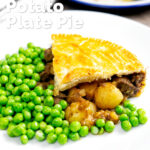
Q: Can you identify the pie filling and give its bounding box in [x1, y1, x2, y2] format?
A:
[37, 48, 145, 127]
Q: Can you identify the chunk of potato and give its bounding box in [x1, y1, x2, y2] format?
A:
[67, 88, 86, 104]
[65, 100, 97, 127]
[95, 82, 123, 109]
[79, 82, 98, 100]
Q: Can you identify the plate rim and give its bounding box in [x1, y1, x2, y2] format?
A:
[64, 10, 150, 30]
[69, 0, 150, 8]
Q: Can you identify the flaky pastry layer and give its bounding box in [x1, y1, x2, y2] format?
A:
[51, 34, 145, 95]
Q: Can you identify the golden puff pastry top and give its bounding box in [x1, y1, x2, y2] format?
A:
[51, 34, 145, 95]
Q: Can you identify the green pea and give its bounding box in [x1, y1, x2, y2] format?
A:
[40, 51, 45, 60]
[96, 119, 105, 128]
[16, 73, 25, 79]
[34, 86, 43, 96]
[23, 110, 31, 121]
[13, 113, 24, 124]
[60, 111, 65, 119]
[3, 106, 14, 116]
[21, 92, 30, 102]
[123, 100, 130, 107]
[44, 89, 53, 96]
[45, 115, 53, 124]
[16, 56, 25, 64]
[15, 68, 24, 75]
[32, 73, 40, 82]
[69, 121, 81, 132]
[58, 134, 68, 145]
[19, 84, 30, 93]
[48, 84, 54, 90]
[98, 127, 105, 135]
[1, 65, 11, 75]
[35, 130, 45, 141]
[26, 129, 35, 139]
[129, 116, 139, 127]
[44, 96, 54, 107]
[20, 135, 28, 144]
[62, 120, 69, 128]
[15, 78, 23, 86]
[42, 106, 51, 115]
[9, 76, 16, 84]
[91, 126, 99, 135]
[35, 105, 43, 112]
[45, 125, 54, 135]
[127, 103, 137, 111]
[27, 42, 34, 48]
[139, 115, 148, 124]
[23, 78, 30, 84]
[24, 58, 32, 65]
[8, 57, 16, 65]
[33, 97, 41, 105]
[29, 91, 37, 101]
[0, 96, 8, 105]
[54, 104, 62, 112]
[7, 125, 16, 137]
[46, 133, 57, 144]
[24, 68, 34, 77]
[129, 111, 138, 117]
[12, 87, 21, 96]
[10, 64, 17, 72]
[51, 109, 60, 117]
[0, 89, 7, 96]
[6, 116, 13, 122]
[115, 105, 124, 114]
[121, 120, 132, 131]
[69, 132, 80, 141]
[31, 52, 38, 59]
[39, 121, 47, 131]
[59, 100, 68, 110]
[104, 121, 115, 133]
[120, 114, 129, 122]
[34, 47, 42, 54]
[27, 122, 32, 129]
[14, 96, 21, 102]
[55, 127, 63, 135]
[35, 113, 44, 122]
[137, 108, 146, 116]
[27, 79, 37, 89]
[7, 99, 15, 107]
[0, 117, 9, 130]
[35, 63, 45, 73]
[19, 47, 25, 54]
[63, 127, 70, 136]
[12, 124, 26, 136]
[29, 121, 39, 132]
[33, 58, 42, 65]
[52, 117, 63, 127]
[27, 101, 35, 110]
[123, 108, 131, 116]
[5, 54, 11, 60]
[13, 103, 23, 113]
[79, 126, 89, 137]
[0, 75, 8, 84]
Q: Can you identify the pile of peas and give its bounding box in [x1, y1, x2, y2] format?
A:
[0, 43, 89, 145]
[115, 100, 148, 131]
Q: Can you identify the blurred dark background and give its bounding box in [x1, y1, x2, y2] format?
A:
[58, 0, 150, 26]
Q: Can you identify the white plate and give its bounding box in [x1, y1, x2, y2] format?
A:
[0, 10, 150, 150]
